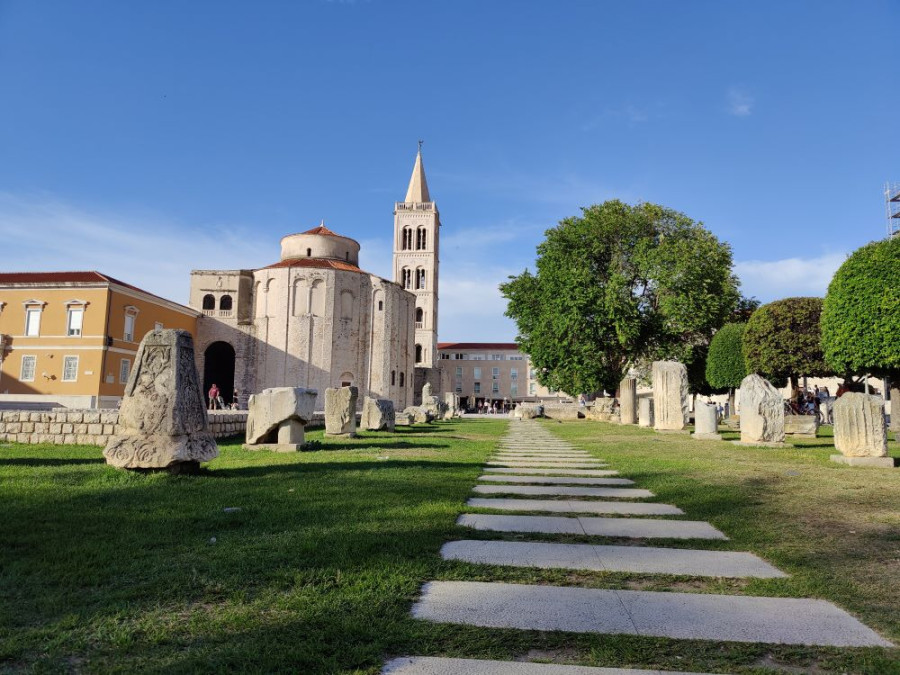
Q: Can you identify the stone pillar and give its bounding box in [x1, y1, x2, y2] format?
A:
[737, 374, 785, 446]
[638, 397, 654, 427]
[692, 396, 721, 441]
[104, 329, 218, 470]
[245, 387, 317, 452]
[831, 393, 895, 467]
[891, 386, 900, 438]
[651, 361, 689, 431]
[619, 377, 637, 425]
[325, 386, 358, 436]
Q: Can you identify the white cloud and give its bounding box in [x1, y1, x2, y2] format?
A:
[735, 253, 846, 301]
[727, 87, 754, 117]
[0, 192, 272, 305]
[438, 263, 520, 342]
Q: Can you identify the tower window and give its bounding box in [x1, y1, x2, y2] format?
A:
[307, 248, 312, 257]
[415, 307, 424, 328]
[378, 300, 383, 311]
[402, 227, 412, 250]
[219, 295, 233, 311]
[402, 268, 412, 289]
[391, 370, 396, 386]
[202, 294, 215, 310]
[416, 227, 427, 250]
[415, 344, 423, 363]
[400, 372, 405, 387]
[415, 269, 426, 290]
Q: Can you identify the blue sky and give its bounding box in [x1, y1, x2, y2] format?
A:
[1, 1, 897, 341]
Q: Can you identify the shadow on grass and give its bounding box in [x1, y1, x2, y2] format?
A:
[0, 457, 105, 467]
[217, 459, 474, 478]
[309, 440, 450, 452]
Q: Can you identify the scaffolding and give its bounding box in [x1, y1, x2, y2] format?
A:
[886, 182, 900, 239]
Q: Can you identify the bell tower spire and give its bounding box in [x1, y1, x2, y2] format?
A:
[393, 144, 440, 369]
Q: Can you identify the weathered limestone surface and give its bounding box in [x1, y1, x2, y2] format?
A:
[585, 398, 618, 422]
[693, 397, 721, 441]
[104, 329, 218, 470]
[394, 410, 415, 426]
[619, 377, 637, 425]
[245, 387, 317, 447]
[784, 414, 819, 438]
[543, 405, 583, 421]
[833, 393, 888, 458]
[404, 406, 434, 424]
[738, 374, 785, 445]
[638, 397, 654, 427]
[325, 386, 358, 436]
[652, 361, 688, 431]
[891, 387, 900, 435]
[443, 392, 461, 419]
[361, 396, 395, 431]
[513, 404, 543, 420]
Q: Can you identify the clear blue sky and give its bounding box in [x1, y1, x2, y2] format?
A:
[1, 1, 897, 341]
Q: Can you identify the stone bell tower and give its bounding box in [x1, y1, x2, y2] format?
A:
[393, 145, 439, 368]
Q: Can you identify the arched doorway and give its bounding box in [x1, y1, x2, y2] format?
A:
[203, 342, 235, 408]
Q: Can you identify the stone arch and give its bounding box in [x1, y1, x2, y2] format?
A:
[310, 279, 325, 316]
[254, 281, 264, 318]
[415, 344, 423, 363]
[219, 295, 232, 311]
[202, 294, 215, 310]
[402, 227, 412, 250]
[339, 371, 354, 387]
[415, 307, 424, 327]
[203, 341, 236, 407]
[292, 278, 308, 315]
[340, 290, 354, 319]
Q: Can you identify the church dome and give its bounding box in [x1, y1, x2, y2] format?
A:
[279, 223, 360, 266]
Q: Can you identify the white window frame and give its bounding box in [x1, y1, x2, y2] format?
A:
[62, 355, 79, 382]
[20, 355, 36, 381]
[492, 382, 500, 394]
[24, 307, 42, 336]
[66, 307, 84, 337]
[119, 358, 131, 384]
[123, 312, 136, 342]
[492, 367, 500, 379]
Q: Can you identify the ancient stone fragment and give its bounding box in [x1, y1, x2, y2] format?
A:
[585, 398, 618, 422]
[394, 410, 415, 426]
[638, 397, 654, 427]
[361, 397, 395, 431]
[542, 405, 583, 421]
[245, 387, 317, 450]
[738, 374, 785, 445]
[652, 361, 689, 431]
[784, 414, 819, 438]
[619, 377, 638, 425]
[403, 406, 434, 424]
[325, 386, 358, 436]
[833, 393, 888, 458]
[692, 397, 721, 441]
[443, 392, 461, 419]
[104, 329, 218, 470]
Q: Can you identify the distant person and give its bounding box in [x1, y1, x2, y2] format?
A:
[208, 383, 220, 410]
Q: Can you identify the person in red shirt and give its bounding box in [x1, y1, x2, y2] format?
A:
[208, 383, 220, 410]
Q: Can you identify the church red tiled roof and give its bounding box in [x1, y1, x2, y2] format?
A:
[300, 224, 342, 237]
[262, 258, 363, 273]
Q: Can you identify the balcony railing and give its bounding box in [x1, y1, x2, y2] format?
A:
[203, 309, 234, 318]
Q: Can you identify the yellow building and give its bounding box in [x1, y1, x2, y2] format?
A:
[0, 272, 199, 408]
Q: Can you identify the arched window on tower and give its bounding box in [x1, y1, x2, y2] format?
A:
[202, 294, 215, 311]
[306, 248, 312, 257]
[391, 370, 396, 386]
[415, 269, 426, 290]
[416, 227, 427, 250]
[402, 227, 412, 250]
[399, 372, 405, 387]
[415, 307, 424, 328]
[219, 295, 233, 311]
[415, 344, 423, 363]
[401, 268, 412, 289]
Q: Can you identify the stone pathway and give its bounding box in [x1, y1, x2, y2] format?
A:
[387, 419, 892, 673]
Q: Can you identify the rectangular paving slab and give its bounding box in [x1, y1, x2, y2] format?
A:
[487, 462, 609, 469]
[472, 485, 654, 498]
[442, 540, 784, 578]
[467, 498, 684, 516]
[484, 468, 616, 477]
[459, 513, 726, 539]
[412, 581, 892, 647]
[382, 656, 722, 675]
[479, 475, 632, 486]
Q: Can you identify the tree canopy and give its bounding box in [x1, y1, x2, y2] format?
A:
[742, 297, 830, 386]
[500, 200, 740, 394]
[705, 322, 748, 390]
[821, 237, 900, 379]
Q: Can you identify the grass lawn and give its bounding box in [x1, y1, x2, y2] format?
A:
[1, 417, 899, 674]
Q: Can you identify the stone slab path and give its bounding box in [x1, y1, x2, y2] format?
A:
[484, 467, 617, 476]
[466, 497, 685, 516]
[458, 513, 727, 539]
[412, 581, 891, 647]
[383, 656, 719, 675]
[472, 485, 654, 498]
[479, 475, 635, 486]
[442, 540, 786, 578]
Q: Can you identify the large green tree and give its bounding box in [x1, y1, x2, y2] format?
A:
[500, 200, 740, 394]
[742, 297, 831, 387]
[821, 237, 900, 379]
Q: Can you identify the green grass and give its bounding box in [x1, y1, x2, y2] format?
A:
[1, 418, 899, 674]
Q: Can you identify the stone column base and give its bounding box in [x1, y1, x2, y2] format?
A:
[830, 454, 898, 468]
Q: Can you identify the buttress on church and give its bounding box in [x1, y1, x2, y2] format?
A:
[189, 149, 442, 410]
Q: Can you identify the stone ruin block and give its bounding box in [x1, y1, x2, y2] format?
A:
[619, 377, 638, 425]
[361, 397, 395, 431]
[638, 397, 654, 427]
[245, 387, 317, 451]
[325, 386, 358, 436]
[652, 361, 689, 431]
[784, 414, 819, 438]
[443, 392, 461, 419]
[512, 403, 543, 420]
[737, 374, 785, 446]
[585, 398, 618, 422]
[403, 406, 434, 424]
[830, 393, 895, 467]
[394, 410, 415, 426]
[104, 329, 218, 471]
[692, 396, 721, 441]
